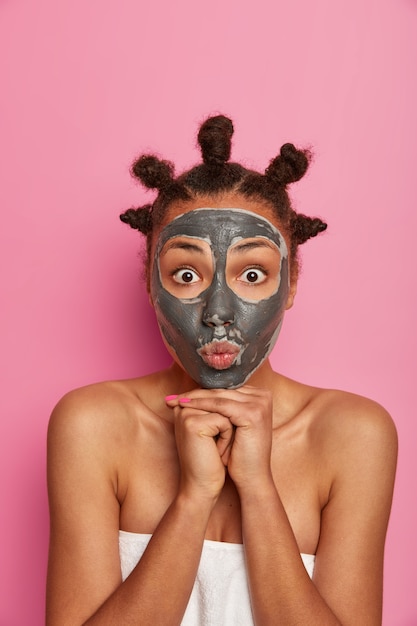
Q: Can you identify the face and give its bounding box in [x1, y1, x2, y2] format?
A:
[150, 206, 291, 389]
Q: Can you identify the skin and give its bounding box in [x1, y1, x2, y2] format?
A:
[46, 192, 398, 625]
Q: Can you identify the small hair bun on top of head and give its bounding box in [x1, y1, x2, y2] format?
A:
[197, 115, 234, 168]
[119, 204, 153, 234]
[265, 143, 310, 187]
[131, 155, 175, 191]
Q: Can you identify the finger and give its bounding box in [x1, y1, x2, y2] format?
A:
[217, 425, 235, 466]
[165, 394, 198, 406]
[215, 422, 235, 456]
[172, 405, 210, 424]
[175, 408, 234, 441]
[176, 386, 269, 404]
[165, 394, 179, 406]
[182, 396, 273, 431]
[178, 395, 254, 419]
[231, 385, 268, 398]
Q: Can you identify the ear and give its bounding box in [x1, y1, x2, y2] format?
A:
[285, 280, 297, 310]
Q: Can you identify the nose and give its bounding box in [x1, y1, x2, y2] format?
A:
[203, 284, 235, 327]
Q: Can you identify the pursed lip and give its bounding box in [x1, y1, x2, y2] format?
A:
[197, 340, 242, 370]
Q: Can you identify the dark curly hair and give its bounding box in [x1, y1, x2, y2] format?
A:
[120, 115, 327, 286]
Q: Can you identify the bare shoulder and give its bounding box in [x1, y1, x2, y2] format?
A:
[278, 375, 398, 491]
[48, 380, 140, 445]
[47, 375, 166, 470]
[50, 379, 140, 419]
[280, 374, 397, 451]
[46, 375, 166, 532]
[308, 386, 398, 459]
[296, 386, 398, 620]
[298, 384, 398, 522]
[46, 378, 158, 624]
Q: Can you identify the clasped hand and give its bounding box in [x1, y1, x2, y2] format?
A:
[165, 386, 273, 500]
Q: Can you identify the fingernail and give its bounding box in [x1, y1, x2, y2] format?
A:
[165, 394, 178, 401]
[179, 397, 191, 403]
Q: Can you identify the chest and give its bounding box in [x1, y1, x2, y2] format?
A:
[118, 420, 327, 554]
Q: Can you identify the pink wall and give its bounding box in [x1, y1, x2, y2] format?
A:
[1, 1, 416, 623]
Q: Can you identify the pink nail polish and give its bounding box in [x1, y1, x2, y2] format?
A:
[179, 397, 191, 403]
[165, 394, 178, 401]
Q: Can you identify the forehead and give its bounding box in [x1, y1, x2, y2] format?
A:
[155, 208, 287, 255]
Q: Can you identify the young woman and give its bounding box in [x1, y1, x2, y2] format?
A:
[46, 115, 397, 625]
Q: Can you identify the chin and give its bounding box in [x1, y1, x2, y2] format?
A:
[192, 366, 253, 390]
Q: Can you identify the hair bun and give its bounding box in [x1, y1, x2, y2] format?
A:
[265, 143, 310, 187]
[131, 155, 175, 190]
[197, 115, 234, 167]
[291, 213, 327, 245]
[119, 205, 153, 234]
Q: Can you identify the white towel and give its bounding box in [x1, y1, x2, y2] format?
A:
[119, 530, 315, 625]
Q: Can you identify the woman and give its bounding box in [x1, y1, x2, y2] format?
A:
[46, 115, 397, 625]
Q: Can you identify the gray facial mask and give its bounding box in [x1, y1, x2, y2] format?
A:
[151, 208, 290, 389]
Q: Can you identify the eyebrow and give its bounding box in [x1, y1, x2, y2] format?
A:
[230, 239, 279, 254]
[161, 240, 208, 256]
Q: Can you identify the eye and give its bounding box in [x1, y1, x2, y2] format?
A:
[172, 268, 201, 285]
[239, 267, 268, 284]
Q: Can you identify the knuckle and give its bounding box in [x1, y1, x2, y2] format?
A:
[182, 414, 198, 431]
[175, 408, 193, 426]
[213, 397, 226, 410]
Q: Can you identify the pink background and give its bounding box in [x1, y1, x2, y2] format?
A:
[1, 1, 416, 624]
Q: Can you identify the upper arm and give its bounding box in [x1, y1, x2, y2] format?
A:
[313, 399, 398, 625]
[46, 390, 123, 625]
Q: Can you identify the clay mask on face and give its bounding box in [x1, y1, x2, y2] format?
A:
[151, 208, 290, 389]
